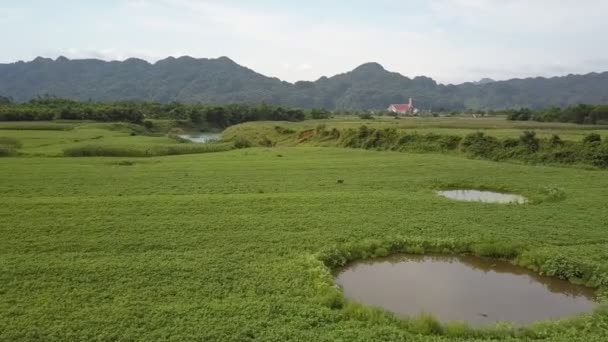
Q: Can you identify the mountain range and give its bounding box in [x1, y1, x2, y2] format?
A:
[1, 56, 608, 111]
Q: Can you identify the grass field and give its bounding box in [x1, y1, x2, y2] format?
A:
[2, 119, 608, 341]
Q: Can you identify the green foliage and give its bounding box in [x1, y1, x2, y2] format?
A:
[233, 136, 253, 149]
[310, 108, 330, 119]
[443, 321, 472, 337]
[461, 132, 501, 158]
[510, 104, 608, 125]
[519, 130, 540, 152]
[0, 136, 22, 156]
[0, 97, 306, 129]
[63, 143, 232, 157]
[583, 133, 602, 144]
[407, 313, 443, 335]
[0, 136, 22, 148]
[549, 134, 563, 146]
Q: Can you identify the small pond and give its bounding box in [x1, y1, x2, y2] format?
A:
[178, 132, 222, 143]
[335, 255, 596, 326]
[437, 190, 527, 204]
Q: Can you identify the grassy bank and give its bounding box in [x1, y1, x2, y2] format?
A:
[224, 118, 608, 168]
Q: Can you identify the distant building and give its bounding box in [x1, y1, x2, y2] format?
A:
[388, 98, 415, 115]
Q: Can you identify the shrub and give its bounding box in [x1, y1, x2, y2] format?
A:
[444, 321, 471, 338]
[310, 108, 330, 119]
[233, 137, 252, 149]
[358, 113, 374, 120]
[519, 130, 540, 152]
[407, 313, 443, 335]
[0, 137, 22, 156]
[259, 137, 274, 147]
[582, 133, 602, 144]
[143, 120, 154, 130]
[589, 142, 608, 168]
[438, 135, 462, 150]
[502, 138, 519, 148]
[0, 136, 22, 149]
[0, 145, 15, 156]
[549, 134, 563, 146]
[461, 132, 500, 158]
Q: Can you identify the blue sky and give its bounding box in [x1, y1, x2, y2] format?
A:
[1, 0, 608, 84]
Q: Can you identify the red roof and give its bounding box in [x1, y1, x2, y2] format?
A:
[389, 104, 411, 112]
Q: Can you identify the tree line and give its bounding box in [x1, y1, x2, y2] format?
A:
[0, 96, 320, 127]
[506, 104, 608, 124]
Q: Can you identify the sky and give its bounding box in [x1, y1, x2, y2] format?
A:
[1, 0, 608, 84]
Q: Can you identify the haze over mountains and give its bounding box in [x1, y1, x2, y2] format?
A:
[1, 56, 608, 111]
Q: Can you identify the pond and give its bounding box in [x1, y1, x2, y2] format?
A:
[335, 255, 596, 326]
[437, 190, 527, 204]
[178, 132, 222, 143]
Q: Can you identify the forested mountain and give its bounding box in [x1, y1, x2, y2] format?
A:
[1, 56, 608, 111]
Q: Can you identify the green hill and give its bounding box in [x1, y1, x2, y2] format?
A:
[2, 56, 608, 110]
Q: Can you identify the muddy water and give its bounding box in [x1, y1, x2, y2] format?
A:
[437, 190, 527, 204]
[178, 133, 221, 143]
[335, 255, 596, 326]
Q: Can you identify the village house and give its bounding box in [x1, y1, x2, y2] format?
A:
[387, 98, 417, 115]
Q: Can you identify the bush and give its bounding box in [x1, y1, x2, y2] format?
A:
[589, 142, 608, 168]
[519, 131, 539, 152]
[233, 137, 252, 149]
[358, 113, 374, 120]
[549, 134, 563, 146]
[582, 133, 602, 144]
[461, 132, 500, 158]
[0, 137, 22, 156]
[407, 313, 443, 335]
[0, 136, 22, 149]
[310, 108, 330, 119]
[0, 144, 15, 156]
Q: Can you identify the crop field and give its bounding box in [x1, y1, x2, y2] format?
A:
[2, 119, 608, 341]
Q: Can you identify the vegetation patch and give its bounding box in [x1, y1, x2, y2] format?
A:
[63, 142, 233, 157]
[0, 136, 22, 156]
[289, 126, 608, 169]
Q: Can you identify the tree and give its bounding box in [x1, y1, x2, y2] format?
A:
[0, 96, 12, 105]
[310, 108, 330, 119]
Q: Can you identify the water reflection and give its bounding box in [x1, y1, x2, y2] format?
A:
[335, 254, 596, 326]
[178, 132, 221, 143]
[437, 190, 527, 204]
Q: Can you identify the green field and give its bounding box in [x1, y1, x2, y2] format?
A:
[2, 118, 608, 341]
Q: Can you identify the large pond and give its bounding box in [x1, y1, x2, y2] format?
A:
[335, 255, 596, 326]
[178, 132, 222, 143]
[437, 190, 527, 204]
